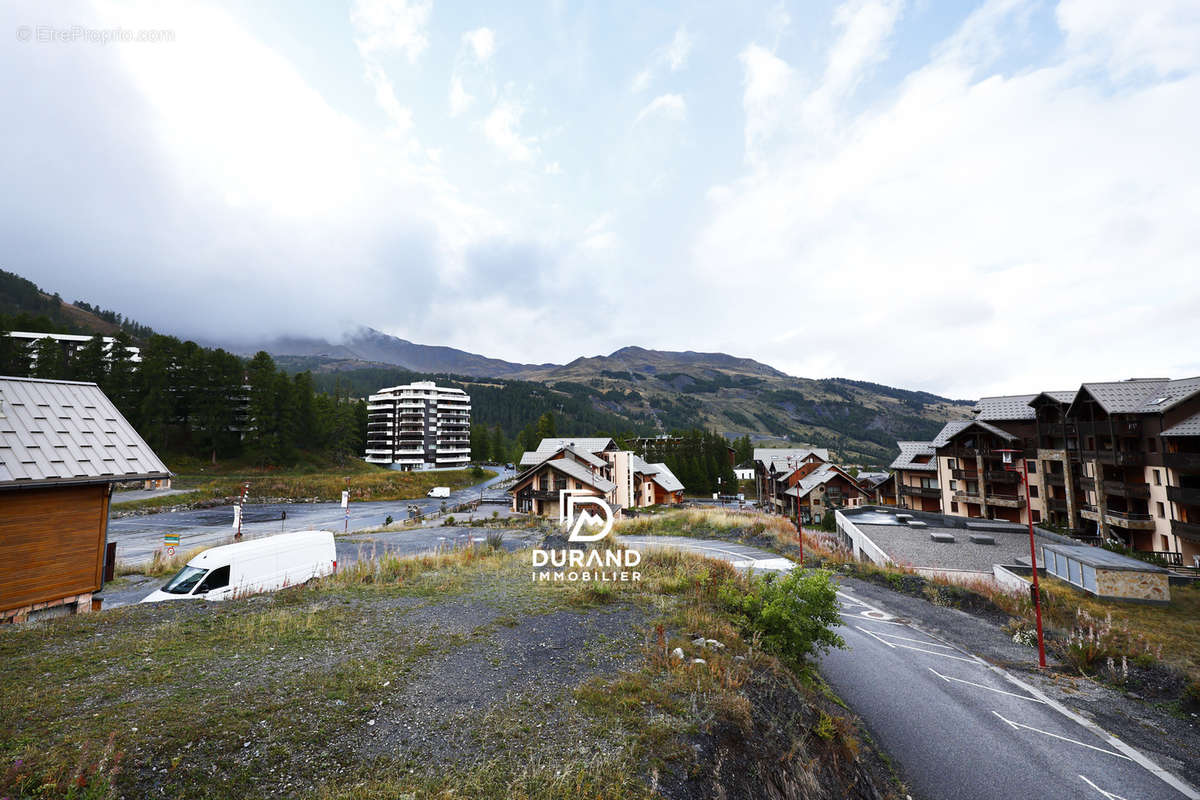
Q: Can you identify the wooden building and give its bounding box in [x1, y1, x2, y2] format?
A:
[1, 376, 170, 623]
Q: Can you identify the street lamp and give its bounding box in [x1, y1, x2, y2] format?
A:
[997, 449, 1047, 668]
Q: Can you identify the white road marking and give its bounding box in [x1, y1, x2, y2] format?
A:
[872, 631, 958, 650]
[927, 668, 1046, 703]
[853, 626, 976, 663]
[1080, 775, 1129, 800]
[992, 712, 1131, 760]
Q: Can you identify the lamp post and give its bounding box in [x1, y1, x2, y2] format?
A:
[795, 492, 804, 568]
[998, 449, 1047, 668]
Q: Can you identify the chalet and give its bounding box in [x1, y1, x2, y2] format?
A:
[782, 463, 869, 524]
[1, 376, 170, 623]
[752, 447, 830, 512]
[512, 439, 685, 514]
[511, 444, 617, 515]
[890, 441, 942, 513]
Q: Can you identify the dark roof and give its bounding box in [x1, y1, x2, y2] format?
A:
[1028, 390, 1077, 407]
[0, 376, 170, 488]
[889, 441, 936, 471]
[1070, 377, 1200, 415]
[512, 455, 616, 493]
[932, 420, 970, 447]
[950, 420, 1019, 443]
[1162, 412, 1200, 438]
[974, 394, 1038, 421]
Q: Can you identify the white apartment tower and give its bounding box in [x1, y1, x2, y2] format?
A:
[364, 382, 471, 470]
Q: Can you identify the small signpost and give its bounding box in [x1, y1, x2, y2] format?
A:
[342, 478, 350, 533]
[163, 532, 179, 557]
[234, 482, 250, 539]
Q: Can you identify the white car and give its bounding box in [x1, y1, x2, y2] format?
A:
[140, 530, 337, 603]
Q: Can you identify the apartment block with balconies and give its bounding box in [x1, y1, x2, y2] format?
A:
[364, 381, 471, 470]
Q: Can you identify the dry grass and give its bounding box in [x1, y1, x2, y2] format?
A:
[116, 544, 213, 578]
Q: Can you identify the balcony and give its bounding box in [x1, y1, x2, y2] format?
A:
[1045, 473, 1065, 486]
[1078, 448, 1143, 467]
[899, 485, 941, 498]
[1048, 498, 1068, 512]
[1102, 480, 1151, 500]
[984, 492, 1025, 509]
[1171, 519, 1200, 542]
[1167, 486, 1200, 506]
[984, 470, 1020, 483]
[1164, 452, 1200, 472]
[1103, 508, 1156, 530]
[951, 469, 979, 480]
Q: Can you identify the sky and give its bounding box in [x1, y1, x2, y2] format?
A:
[1, 0, 1197, 399]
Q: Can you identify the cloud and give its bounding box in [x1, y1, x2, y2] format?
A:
[463, 27, 496, 62]
[351, 0, 432, 62]
[634, 93, 687, 125]
[449, 75, 473, 116]
[697, 0, 1200, 396]
[483, 97, 537, 161]
[631, 25, 693, 92]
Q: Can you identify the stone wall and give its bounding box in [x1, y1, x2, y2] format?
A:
[1095, 568, 1170, 603]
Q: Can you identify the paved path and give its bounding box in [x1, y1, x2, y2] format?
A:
[623, 536, 1196, 800]
[821, 586, 1197, 800]
[616, 534, 796, 572]
[106, 468, 513, 565]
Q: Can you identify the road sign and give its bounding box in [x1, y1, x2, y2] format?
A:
[164, 533, 180, 546]
[341, 490, 349, 509]
[166, 546, 176, 557]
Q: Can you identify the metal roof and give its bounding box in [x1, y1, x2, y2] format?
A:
[1162, 412, 1200, 438]
[956, 420, 1019, 442]
[519, 437, 617, 466]
[1027, 390, 1077, 406]
[974, 394, 1038, 421]
[1041, 542, 1168, 573]
[783, 464, 859, 498]
[0, 376, 170, 488]
[647, 462, 684, 492]
[889, 441, 937, 471]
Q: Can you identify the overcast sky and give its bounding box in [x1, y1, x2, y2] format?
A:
[2, 0, 1197, 398]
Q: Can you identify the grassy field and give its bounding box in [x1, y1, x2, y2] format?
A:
[115, 458, 496, 513]
[1, 518, 896, 800]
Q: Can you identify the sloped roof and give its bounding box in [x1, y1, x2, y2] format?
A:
[1162, 412, 1200, 438]
[932, 420, 971, 448]
[1070, 377, 1200, 415]
[890, 441, 937, 472]
[753, 447, 830, 465]
[0, 376, 170, 488]
[1028, 390, 1077, 406]
[539, 457, 616, 492]
[519, 437, 617, 466]
[951, 420, 1019, 442]
[647, 462, 684, 492]
[974, 395, 1038, 421]
[784, 464, 860, 499]
[856, 471, 890, 489]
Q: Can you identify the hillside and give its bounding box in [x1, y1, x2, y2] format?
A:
[3, 267, 969, 465]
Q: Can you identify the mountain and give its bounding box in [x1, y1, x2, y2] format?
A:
[214, 326, 552, 378]
[2, 266, 971, 465]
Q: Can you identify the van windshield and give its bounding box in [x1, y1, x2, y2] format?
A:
[163, 565, 208, 595]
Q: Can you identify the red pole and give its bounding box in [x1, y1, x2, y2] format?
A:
[1023, 459, 1048, 668]
[795, 492, 804, 567]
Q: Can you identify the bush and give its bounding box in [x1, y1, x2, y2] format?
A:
[719, 568, 844, 663]
[471, 465, 485, 479]
[384, 515, 393, 525]
[486, 532, 504, 551]
[442, 516, 456, 526]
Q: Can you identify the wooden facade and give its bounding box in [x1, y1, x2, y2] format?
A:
[1, 484, 111, 620]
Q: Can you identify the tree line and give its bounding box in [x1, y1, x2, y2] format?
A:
[0, 328, 366, 466]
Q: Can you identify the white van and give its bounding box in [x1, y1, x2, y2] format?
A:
[140, 530, 337, 604]
[427, 486, 450, 498]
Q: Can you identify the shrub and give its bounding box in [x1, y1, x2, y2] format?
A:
[486, 532, 504, 551]
[719, 568, 844, 663]
[384, 515, 393, 526]
[443, 516, 456, 527]
[1056, 609, 1119, 675]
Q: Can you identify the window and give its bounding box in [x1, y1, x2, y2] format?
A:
[1029, 485, 1039, 498]
[1149, 438, 1158, 453]
[1031, 510, 1041, 523]
[1081, 565, 1097, 593]
[195, 565, 230, 595]
[1068, 558, 1081, 585]
[163, 565, 207, 595]
[1156, 502, 1165, 518]
[947, 458, 957, 470]
[1026, 460, 1036, 474]
[1153, 469, 1161, 486]
[949, 480, 957, 491]
[950, 501, 959, 513]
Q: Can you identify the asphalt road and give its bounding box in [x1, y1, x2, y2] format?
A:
[106, 467, 514, 565]
[820, 586, 1197, 800]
